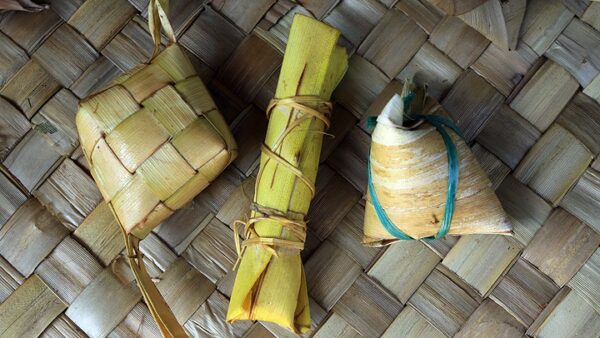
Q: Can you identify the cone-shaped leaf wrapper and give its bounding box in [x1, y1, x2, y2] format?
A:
[364, 80, 512, 246]
[226, 15, 347, 333]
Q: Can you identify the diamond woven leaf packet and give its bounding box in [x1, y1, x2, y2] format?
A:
[364, 79, 512, 246]
[75, 0, 237, 336]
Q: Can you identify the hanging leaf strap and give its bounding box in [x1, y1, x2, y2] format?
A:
[123, 234, 187, 338]
[116, 2, 187, 337]
[368, 114, 464, 241]
[148, 0, 176, 58]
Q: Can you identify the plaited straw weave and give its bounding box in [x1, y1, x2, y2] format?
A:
[0, 0, 48, 12]
[2, 0, 600, 337]
[429, 0, 487, 15]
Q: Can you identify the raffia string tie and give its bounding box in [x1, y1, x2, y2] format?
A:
[266, 96, 332, 128]
[233, 203, 307, 270]
[233, 96, 332, 269]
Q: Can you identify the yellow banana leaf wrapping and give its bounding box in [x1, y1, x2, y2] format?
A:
[226, 15, 347, 333]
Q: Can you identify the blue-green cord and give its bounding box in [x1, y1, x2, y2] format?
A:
[368, 114, 463, 240]
[403, 91, 416, 111]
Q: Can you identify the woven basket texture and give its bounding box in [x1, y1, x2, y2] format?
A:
[0, 0, 600, 337]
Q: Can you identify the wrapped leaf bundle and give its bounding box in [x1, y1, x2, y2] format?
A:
[364, 80, 512, 246]
[75, 1, 236, 336]
[227, 15, 347, 333]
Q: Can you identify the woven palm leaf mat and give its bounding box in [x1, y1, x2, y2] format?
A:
[1, 0, 600, 337]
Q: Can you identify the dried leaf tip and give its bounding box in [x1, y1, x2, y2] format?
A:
[377, 78, 418, 127]
[378, 94, 405, 127]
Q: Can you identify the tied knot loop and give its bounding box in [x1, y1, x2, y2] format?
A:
[262, 96, 333, 199]
[233, 95, 330, 269]
[266, 96, 332, 129]
[233, 204, 307, 270]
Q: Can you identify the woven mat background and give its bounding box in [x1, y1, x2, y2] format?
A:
[1, 0, 600, 337]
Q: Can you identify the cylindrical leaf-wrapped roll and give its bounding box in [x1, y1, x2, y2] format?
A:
[226, 15, 347, 334]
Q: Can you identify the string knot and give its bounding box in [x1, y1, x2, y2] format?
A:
[266, 96, 332, 128]
[233, 96, 330, 269]
[233, 204, 307, 270]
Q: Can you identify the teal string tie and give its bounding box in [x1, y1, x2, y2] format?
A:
[368, 114, 464, 241]
[366, 116, 378, 129]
